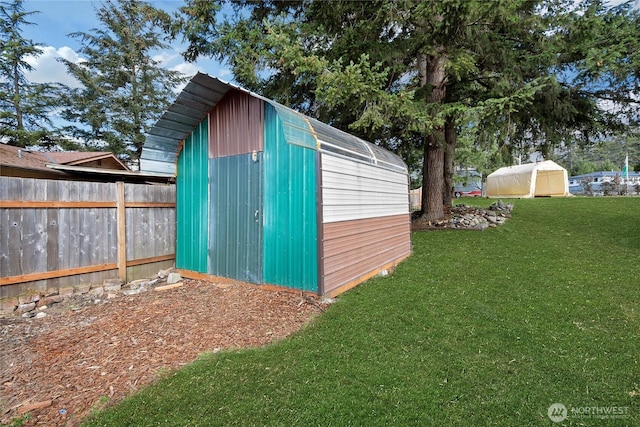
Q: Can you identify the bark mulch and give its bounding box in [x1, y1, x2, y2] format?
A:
[0, 280, 327, 426]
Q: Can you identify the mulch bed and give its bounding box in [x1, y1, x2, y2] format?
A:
[0, 280, 327, 426]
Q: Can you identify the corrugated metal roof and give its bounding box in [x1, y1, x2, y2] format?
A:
[141, 72, 407, 175]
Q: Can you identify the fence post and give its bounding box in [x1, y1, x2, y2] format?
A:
[116, 181, 127, 281]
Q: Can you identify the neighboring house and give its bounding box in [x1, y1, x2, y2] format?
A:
[141, 72, 412, 297]
[0, 144, 172, 183]
[569, 171, 640, 194]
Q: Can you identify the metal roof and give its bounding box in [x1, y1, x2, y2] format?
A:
[140, 72, 407, 175]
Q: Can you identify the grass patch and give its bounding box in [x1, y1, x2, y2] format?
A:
[83, 197, 639, 426]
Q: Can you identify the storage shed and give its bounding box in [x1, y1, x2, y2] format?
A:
[486, 160, 570, 198]
[141, 73, 411, 297]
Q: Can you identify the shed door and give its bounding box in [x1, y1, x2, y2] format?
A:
[209, 153, 263, 283]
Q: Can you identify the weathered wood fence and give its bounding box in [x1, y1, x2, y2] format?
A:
[0, 177, 175, 298]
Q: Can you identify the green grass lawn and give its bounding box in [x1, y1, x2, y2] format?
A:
[83, 197, 639, 426]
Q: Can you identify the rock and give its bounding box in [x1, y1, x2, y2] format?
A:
[167, 272, 182, 285]
[17, 302, 36, 313]
[75, 283, 91, 294]
[124, 279, 150, 290]
[88, 287, 104, 297]
[18, 294, 40, 305]
[0, 297, 18, 314]
[45, 288, 59, 297]
[488, 199, 514, 212]
[157, 267, 173, 279]
[59, 286, 74, 297]
[103, 278, 124, 292]
[35, 312, 47, 319]
[127, 278, 159, 290]
[37, 295, 64, 307]
[122, 289, 142, 296]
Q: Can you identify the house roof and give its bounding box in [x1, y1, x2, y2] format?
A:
[141, 72, 407, 175]
[0, 144, 129, 171]
[46, 151, 129, 169]
[0, 143, 174, 182]
[570, 170, 640, 179]
[0, 144, 58, 173]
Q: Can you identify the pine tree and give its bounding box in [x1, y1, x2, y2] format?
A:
[0, 0, 64, 147]
[59, 0, 186, 167]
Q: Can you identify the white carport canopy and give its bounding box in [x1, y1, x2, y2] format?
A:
[486, 160, 570, 198]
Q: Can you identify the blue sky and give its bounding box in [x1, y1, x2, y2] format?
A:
[21, 0, 638, 91]
[22, 0, 231, 88]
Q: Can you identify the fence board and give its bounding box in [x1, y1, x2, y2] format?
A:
[0, 177, 176, 297]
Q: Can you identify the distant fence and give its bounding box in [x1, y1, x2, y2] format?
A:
[0, 177, 175, 298]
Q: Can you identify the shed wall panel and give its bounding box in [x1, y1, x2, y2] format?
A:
[263, 104, 318, 292]
[209, 91, 264, 158]
[321, 154, 409, 223]
[209, 154, 263, 283]
[322, 214, 411, 295]
[176, 118, 209, 273]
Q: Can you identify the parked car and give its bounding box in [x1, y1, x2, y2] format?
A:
[454, 169, 483, 198]
[454, 188, 482, 197]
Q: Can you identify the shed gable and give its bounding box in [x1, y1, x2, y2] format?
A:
[209, 91, 264, 158]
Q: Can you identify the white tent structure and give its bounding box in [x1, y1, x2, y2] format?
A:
[486, 160, 570, 198]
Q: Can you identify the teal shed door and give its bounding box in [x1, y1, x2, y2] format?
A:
[209, 153, 264, 283]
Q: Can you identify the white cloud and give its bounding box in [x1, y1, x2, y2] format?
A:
[24, 45, 84, 88]
[217, 68, 233, 79]
[152, 51, 181, 67]
[171, 61, 202, 77]
[607, 0, 640, 7]
[22, 44, 234, 96]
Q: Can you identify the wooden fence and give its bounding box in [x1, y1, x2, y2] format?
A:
[0, 177, 175, 298]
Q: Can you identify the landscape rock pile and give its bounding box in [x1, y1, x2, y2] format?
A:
[450, 200, 514, 230]
[0, 268, 182, 318]
[413, 199, 514, 230]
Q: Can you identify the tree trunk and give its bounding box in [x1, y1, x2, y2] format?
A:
[419, 51, 447, 222]
[421, 137, 445, 222]
[443, 118, 456, 207]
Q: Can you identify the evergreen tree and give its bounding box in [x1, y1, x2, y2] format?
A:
[0, 0, 64, 147]
[59, 0, 186, 167]
[175, 0, 550, 220]
[174, 0, 639, 220]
